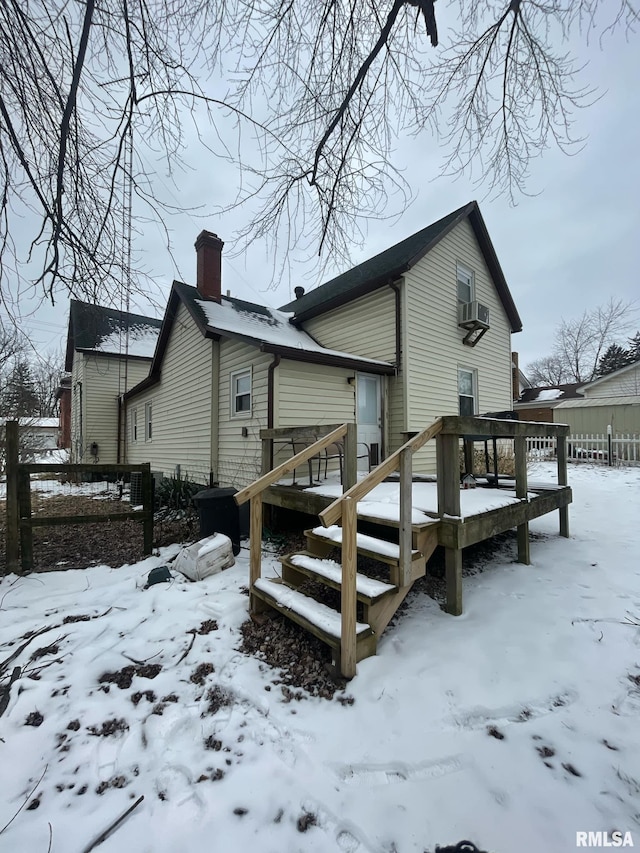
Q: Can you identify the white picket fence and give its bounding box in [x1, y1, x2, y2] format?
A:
[519, 434, 640, 466]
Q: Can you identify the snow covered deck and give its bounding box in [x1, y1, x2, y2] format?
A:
[264, 475, 572, 550]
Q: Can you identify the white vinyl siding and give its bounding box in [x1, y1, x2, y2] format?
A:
[303, 287, 397, 362]
[404, 218, 513, 473]
[217, 340, 271, 488]
[125, 301, 214, 483]
[303, 284, 401, 456]
[73, 353, 150, 465]
[275, 361, 355, 428]
[581, 363, 640, 398]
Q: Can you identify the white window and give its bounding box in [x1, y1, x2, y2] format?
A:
[145, 402, 152, 440]
[457, 263, 474, 304]
[132, 409, 138, 442]
[458, 368, 477, 416]
[231, 369, 252, 417]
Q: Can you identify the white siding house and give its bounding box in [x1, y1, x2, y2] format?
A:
[64, 301, 162, 464]
[75, 201, 523, 487]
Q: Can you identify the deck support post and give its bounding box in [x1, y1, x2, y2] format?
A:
[399, 448, 413, 587]
[445, 548, 462, 616]
[340, 496, 357, 679]
[344, 422, 357, 492]
[557, 435, 569, 537]
[514, 436, 530, 564]
[249, 494, 264, 613]
[437, 433, 463, 615]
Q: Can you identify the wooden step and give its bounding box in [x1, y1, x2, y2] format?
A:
[281, 552, 396, 605]
[252, 578, 377, 664]
[305, 526, 423, 567]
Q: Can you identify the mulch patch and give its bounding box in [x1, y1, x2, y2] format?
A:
[0, 493, 195, 574]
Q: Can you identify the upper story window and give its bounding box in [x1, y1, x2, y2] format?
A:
[457, 263, 474, 305]
[458, 368, 477, 416]
[231, 369, 252, 417]
[132, 409, 138, 442]
[145, 402, 152, 440]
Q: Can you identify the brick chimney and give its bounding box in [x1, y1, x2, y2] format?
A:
[195, 231, 224, 301]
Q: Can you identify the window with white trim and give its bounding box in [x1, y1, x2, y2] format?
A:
[457, 263, 474, 304]
[145, 402, 152, 440]
[458, 368, 477, 416]
[132, 409, 138, 442]
[231, 369, 252, 417]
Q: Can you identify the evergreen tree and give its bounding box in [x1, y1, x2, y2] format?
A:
[627, 332, 640, 363]
[0, 359, 40, 418]
[595, 344, 633, 378]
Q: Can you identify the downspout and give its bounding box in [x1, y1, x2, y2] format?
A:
[389, 280, 402, 371]
[117, 395, 123, 464]
[267, 354, 281, 470]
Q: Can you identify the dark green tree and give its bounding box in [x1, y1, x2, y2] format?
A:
[0, 359, 40, 418]
[627, 332, 640, 363]
[595, 343, 633, 377]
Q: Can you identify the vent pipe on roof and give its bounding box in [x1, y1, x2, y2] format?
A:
[294, 286, 305, 300]
[195, 231, 224, 302]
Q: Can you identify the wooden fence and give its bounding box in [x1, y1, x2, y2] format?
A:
[3, 421, 153, 573]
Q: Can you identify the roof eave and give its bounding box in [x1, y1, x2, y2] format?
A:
[260, 342, 394, 374]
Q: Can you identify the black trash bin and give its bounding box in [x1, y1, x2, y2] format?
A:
[192, 488, 242, 556]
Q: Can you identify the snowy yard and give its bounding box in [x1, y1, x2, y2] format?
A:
[0, 463, 639, 853]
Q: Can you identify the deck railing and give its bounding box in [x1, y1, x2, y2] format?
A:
[234, 423, 354, 608]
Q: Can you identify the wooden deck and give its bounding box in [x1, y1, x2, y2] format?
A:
[263, 479, 572, 551]
[237, 417, 572, 678]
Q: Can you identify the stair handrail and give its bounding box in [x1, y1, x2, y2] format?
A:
[319, 417, 442, 679]
[234, 423, 350, 615]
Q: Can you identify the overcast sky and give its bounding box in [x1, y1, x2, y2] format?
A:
[7, 10, 640, 378]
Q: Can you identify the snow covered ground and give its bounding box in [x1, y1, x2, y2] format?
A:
[1, 463, 639, 853]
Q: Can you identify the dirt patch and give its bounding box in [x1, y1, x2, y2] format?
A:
[24, 711, 44, 727]
[204, 685, 234, 715]
[87, 718, 129, 737]
[99, 664, 162, 690]
[196, 620, 219, 635]
[239, 616, 350, 701]
[190, 663, 215, 685]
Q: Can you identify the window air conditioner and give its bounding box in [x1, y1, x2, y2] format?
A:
[458, 300, 490, 329]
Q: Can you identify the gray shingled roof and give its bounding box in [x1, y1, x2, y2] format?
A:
[279, 201, 522, 332]
[65, 300, 163, 371]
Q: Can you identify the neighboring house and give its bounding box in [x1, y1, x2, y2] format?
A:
[553, 361, 640, 434]
[65, 301, 163, 464]
[120, 200, 522, 486]
[514, 383, 584, 423]
[0, 417, 62, 469]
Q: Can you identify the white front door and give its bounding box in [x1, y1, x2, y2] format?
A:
[356, 373, 382, 471]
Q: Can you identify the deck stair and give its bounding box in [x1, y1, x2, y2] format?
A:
[250, 513, 441, 672]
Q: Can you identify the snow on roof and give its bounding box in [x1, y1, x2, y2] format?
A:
[196, 297, 391, 366]
[0, 417, 59, 428]
[93, 323, 160, 359]
[554, 394, 640, 409]
[534, 389, 564, 402]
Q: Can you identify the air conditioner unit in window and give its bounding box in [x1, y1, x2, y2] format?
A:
[458, 300, 490, 329]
